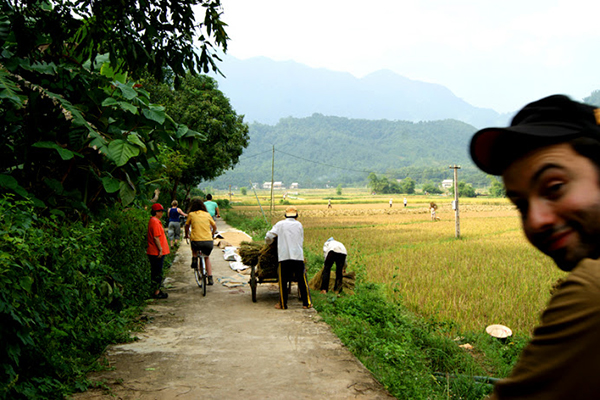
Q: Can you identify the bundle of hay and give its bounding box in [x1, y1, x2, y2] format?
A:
[257, 239, 278, 279]
[238, 241, 262, 267]
[237, 239, 279, 279]
[309, 269, 356, 294]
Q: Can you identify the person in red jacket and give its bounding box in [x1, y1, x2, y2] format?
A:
[147, 203, 170, 299]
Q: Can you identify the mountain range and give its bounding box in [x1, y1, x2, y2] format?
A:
[211, 56, 511, 129]
[205, 56, 511, 189]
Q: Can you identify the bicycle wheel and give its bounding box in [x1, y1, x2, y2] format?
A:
[194, 264, 203, 289]
[250, 265, 257, 303]
[201, 257, 207, 297]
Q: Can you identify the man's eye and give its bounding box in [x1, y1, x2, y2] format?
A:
[544, 182, 564, 198]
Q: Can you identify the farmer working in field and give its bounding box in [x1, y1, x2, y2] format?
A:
[320, 237, 347, 294]
[265, 206, 312, 310]
[470, 94, 600, 399]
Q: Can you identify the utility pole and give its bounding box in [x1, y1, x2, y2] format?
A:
[270, 145, 275, 215]
[250, 180, 268, 225]
[450, 165, 461, 238]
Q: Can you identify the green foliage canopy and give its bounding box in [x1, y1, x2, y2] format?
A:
[488, 176, 506, 197]
[0, 0, 229, 212]
[143, 73, 249, 200]
[450, 181, 477, 198]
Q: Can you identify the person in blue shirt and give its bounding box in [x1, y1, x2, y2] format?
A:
[167, 200, 187, 247]
[204, 194, 220, 220]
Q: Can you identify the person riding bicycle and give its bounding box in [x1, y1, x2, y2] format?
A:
[184, 197, 217, 285]
[204, 193, 220, 220]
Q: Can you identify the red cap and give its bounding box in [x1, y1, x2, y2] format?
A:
[151, 203, 164, 211]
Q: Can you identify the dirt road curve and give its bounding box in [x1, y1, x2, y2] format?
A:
[72, 218, 394, 400]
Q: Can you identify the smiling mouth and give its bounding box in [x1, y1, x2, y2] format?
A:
[543, 229, 574, 253]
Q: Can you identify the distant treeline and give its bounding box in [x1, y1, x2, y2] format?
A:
[209, 114, 489, 189]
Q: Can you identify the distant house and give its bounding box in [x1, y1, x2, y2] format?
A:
[290, 182, 299, 189]
[441, 179, 454, 189]
[263, 181, 285, 189]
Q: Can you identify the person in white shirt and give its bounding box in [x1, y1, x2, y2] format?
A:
[265, 206, 312, 310]
[321, 237, 347, 294]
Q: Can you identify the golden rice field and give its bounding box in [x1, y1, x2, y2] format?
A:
[233, 194, 567, 336]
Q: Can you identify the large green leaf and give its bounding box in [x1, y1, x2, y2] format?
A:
[118, 101, 138, 114]
[107, 139, 140, 167]
[100, 60, 128, 83]
[21, 61, 57, 75]
[127, 133, 147, 152]
[32, 141, 83, 160]
[101, 97, 118, 107]
[119, 181, 136, 206]
[101, 176, 121, 193]
[117, 83, 137, 100]
[0, 68, 26, 107]
[175, 124, 189, 138]
[142, 105, 165, 124]
[0, 174, 29, 198]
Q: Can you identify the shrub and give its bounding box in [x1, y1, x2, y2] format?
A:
[0, 197, 170, 399]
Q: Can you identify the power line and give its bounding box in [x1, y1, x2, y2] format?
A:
[239, 146, 406, 178]
[238, 149, 273, 160]
[274, 149, 373, 174]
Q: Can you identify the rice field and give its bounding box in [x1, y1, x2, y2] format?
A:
[232, 193, 566, 336]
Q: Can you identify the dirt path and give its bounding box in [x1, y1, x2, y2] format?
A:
[72, 219, 394, 400]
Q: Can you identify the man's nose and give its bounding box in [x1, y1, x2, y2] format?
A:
[525, 199, 557, 231]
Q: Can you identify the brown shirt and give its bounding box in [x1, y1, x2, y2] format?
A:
[490, 258, 600, 399]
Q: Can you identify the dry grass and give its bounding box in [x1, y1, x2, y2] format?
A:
[235, 200, 566, 335]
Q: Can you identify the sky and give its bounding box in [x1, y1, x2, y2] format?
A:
[217, 0, 600, 114]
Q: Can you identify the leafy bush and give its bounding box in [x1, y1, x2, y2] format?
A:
[0, 197, 171, 399]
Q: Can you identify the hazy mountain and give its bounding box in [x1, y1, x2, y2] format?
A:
[211, 56, 510, 129]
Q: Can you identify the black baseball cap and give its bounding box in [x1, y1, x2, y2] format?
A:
[470, 95, 600, 175]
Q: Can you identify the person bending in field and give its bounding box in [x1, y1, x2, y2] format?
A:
[320, 237, 347, 294]
[266, 206, 312, 310]
[470, 94, 600, 399]
[185, 197, 217, 285]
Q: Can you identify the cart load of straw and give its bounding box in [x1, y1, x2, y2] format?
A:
[238, 239, 279, 279]
[309, 268, 356, 294]
[238, 241, 262, 267]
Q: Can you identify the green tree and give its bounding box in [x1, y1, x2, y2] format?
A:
[400, 177, 416, 194]
[451, 181, 477, 198]
[422, 181, 443, 194]
[583, 90, 600, 107]
[0, 0, 229, 211]
[240, 187, 247, 196]
[145, 73, 249, 200]
[368, 173, 384, 193]
[488, 176, 506, 197]
[336, 184, 343, 195]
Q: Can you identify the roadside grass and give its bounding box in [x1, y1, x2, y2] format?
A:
[224, 199, 563, 399]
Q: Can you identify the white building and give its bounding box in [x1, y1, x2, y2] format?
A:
[441, 179, 454, 189]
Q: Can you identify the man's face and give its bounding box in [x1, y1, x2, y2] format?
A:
[503, 142, 600, 271]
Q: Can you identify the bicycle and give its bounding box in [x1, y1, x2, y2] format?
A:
[192, 250, 208, 296]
